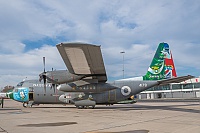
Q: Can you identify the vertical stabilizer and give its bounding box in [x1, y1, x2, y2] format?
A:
[165, 51, 177, 78]
[143, 43, 177, 80]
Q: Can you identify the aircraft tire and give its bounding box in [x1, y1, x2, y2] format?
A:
[27, 104, 33, 108]
[76, 106, 83, 109]
[76, 105, 95, 109]
[23, 102, 28, 108]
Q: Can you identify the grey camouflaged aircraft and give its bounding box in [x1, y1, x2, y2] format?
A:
[1, 42, 194, 109]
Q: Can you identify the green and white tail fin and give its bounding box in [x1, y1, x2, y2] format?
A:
[143, 42, 177, 80]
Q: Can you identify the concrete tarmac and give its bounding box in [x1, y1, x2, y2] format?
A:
[0, 99, 200, 133]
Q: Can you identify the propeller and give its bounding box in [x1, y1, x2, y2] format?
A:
[39, 57, 47, 93]
[39, 57, 57, 93]
[50, 67, 56, 93]
[43, 57, 46, 73]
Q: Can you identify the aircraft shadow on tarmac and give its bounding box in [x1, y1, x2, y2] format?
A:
[85, 130, 150, 133]
[18, 121, 149, 133]
[33, 106, 75, 109]
[32, 103, 200, 114]
[94, 104, 200, 114]
[18, 122, 77, 127]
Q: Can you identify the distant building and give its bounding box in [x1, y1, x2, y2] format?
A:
[138, 77, 200, 99]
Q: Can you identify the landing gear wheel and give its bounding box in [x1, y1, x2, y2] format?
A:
[75, 105, 95, 109]
[76, 106, 83, 109]
[28, 104, 33, 108]
[23, 102, 28, 108]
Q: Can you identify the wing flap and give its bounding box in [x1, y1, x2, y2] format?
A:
[65, 47, 91, 74]
[56, 42, 107, 82]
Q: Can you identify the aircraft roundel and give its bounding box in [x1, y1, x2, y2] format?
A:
[121, 86, 131, 96]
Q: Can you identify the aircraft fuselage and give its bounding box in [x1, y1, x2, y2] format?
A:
[7, 79, 158, 107]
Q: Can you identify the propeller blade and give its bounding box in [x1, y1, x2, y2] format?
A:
[43, 75, 46, 93]
[43, 57, 46, 73]
[51, 67, 56, 93]
[39, 73, 43, 82]
[51, 84, 56, 93]
[40, 57, 46, 93]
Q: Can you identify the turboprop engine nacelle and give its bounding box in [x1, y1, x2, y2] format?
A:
[59, 93, 79, 104]
[74, 99, 96, 107]
[57, 83, 117, 93]
[39, 70, 84, 84]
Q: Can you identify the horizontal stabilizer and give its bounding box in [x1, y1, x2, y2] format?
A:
[157, 75, 194, 85]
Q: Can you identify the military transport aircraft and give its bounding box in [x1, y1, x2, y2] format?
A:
[1, 42, 193, 109]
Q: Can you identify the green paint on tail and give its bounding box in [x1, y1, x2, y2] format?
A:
[143, 43, 170, 80]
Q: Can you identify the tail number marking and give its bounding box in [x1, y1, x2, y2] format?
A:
[139, 83, 147, 87]
[121, 86, 131, 96]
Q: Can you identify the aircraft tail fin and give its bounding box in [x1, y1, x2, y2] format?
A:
[165, 51, 177, 78]
[143, 42, 177, 80]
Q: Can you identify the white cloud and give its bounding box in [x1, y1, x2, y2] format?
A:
[0, 45, 65, 87]
[0, 40, 25, 54]
[102, 44, 154, 79]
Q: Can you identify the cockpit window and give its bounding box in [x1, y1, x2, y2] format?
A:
[17, 82, 24, 87]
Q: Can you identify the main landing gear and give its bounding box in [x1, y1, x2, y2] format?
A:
[23, 101, 34, 108]
[75, 105, 95, 109]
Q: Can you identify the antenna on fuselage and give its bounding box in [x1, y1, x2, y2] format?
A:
[22, 77, 27, 81]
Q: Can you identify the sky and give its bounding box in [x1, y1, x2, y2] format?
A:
[0, 0, 200, 88]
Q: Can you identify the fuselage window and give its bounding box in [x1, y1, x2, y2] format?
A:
[17, 82, 24, 87]
[29, 87, 34, 92]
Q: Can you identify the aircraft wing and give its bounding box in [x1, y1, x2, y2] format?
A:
[56, 42, 107, 82]
[157, 75, 194, 85]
